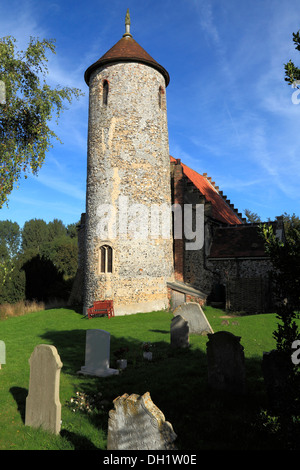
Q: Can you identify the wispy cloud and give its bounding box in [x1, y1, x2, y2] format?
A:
[30, 170, 85, 201]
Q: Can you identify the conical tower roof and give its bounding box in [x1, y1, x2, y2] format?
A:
[84, 10, 170, 86]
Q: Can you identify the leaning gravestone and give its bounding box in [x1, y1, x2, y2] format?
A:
[173, 302, 213, 335]
[170, 315, 189, 348]
[25, 344, 63, 434]
[0, 341, 6, 369]
[77, 329, 119, 377]
[206, 331, 246, 394]
[107, 392, 177, 450]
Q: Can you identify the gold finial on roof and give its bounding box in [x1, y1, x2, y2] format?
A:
[125, 8, 130, 25]
[123, 9, 132, 37]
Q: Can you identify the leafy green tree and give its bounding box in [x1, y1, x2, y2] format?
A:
[66, 222, 78, 239]
[261, 216, 300, 438]
[244, 209, 261, 223]
[22, 254, 65, 302]
[48, 218, 67, 241]
[262, 218, 300, 352]
[20, 218, 79, 302]
[0, 220, 25, 302]
[0, 217, 79, 304]
[41, 234, 78, 279]
[0, 219, 21, 258]
[0, 36, 83, 207]
[284, 30, 300, 86]
[22, 218, 50, 252]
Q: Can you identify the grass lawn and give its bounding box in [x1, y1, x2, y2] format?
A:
[0, 305, 296, 450]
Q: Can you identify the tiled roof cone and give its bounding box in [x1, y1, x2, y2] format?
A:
[84, 9, 170, 86]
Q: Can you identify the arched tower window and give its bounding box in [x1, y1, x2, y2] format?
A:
[103, 80, 109, 106]
[99, 245, 113, 273]
[159, 86, 166, 111]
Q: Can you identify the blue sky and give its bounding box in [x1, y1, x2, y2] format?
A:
[0, 0, 300, 228]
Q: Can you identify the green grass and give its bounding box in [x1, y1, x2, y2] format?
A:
[0, 306, 296, 450]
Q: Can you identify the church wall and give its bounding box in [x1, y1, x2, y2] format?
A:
[206, 257, 274, 312]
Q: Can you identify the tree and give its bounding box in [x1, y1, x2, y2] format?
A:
[244, 209, 261, 223]
[22, 218, 50, 252]
[0, 36, 83, 208]
[41, 234, 78, 279]
[0, 220, 25, 303]
[261, 216, 300, 438]
[22, 254, 65, 302]
[262, 221, 300, 349]
[0, 219, 21, 258]
[20, 218, 79, 302]
[261, 213, 300, 351]
[284, 30, 300, 87]
[66, 222, 78, 239]
[48, 218, 67, 241]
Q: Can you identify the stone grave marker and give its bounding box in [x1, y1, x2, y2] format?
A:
[170, 315, 189, 348]
[262, 349, 292, 412]
[107, 392, 177, 450]
[25, 344, 63, 434]
[0, 341, 6, 369]
[77, 329, 119, 377]
[206, 331, 246, 394]
[173, 302, 213, 335]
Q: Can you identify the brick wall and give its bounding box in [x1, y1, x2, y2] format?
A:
[171, 159, 184, 282]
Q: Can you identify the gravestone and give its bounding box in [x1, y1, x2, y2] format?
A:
[173, 302, 213, 335]
[0, 341, 6, 369]
[262, 349, 292, 412]
[170, 315, 189, 348]
[107, 392, 177, 450]
[25, 344, 63, 434]
[206, 331, 246, 394]
[77, 329, 119, 377]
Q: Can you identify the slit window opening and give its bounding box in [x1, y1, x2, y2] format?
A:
[103, 80, 109, 106]
[99, 245, 113, 273]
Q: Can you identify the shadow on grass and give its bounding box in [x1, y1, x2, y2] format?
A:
[35, 328, 278, 450]
[149, 329, 169, 334]
[10, 386, 27, 423]
[60, 430, 99, 450]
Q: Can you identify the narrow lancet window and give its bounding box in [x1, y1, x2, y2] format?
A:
[99, 245, 113, 273]
[103, 80, 109, 106]
[159, 86, 166, 111]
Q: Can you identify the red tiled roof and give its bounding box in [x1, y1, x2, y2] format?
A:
[85, 36, 170, 86]
[170, 156, 242, 225]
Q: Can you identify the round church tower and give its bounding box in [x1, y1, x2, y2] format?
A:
[83, 11, 174, 315]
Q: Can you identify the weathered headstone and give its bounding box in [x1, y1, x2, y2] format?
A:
[25, 344, 63, 434]
[77, 329, 119, 377]
[107, 392, 177, 450]
[206, 331, 246, 393]
[262, 349, 292, 412]
[173, 302, 213, 335]
[170, 315, 189, 348]
[0, 341, 6, 369]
